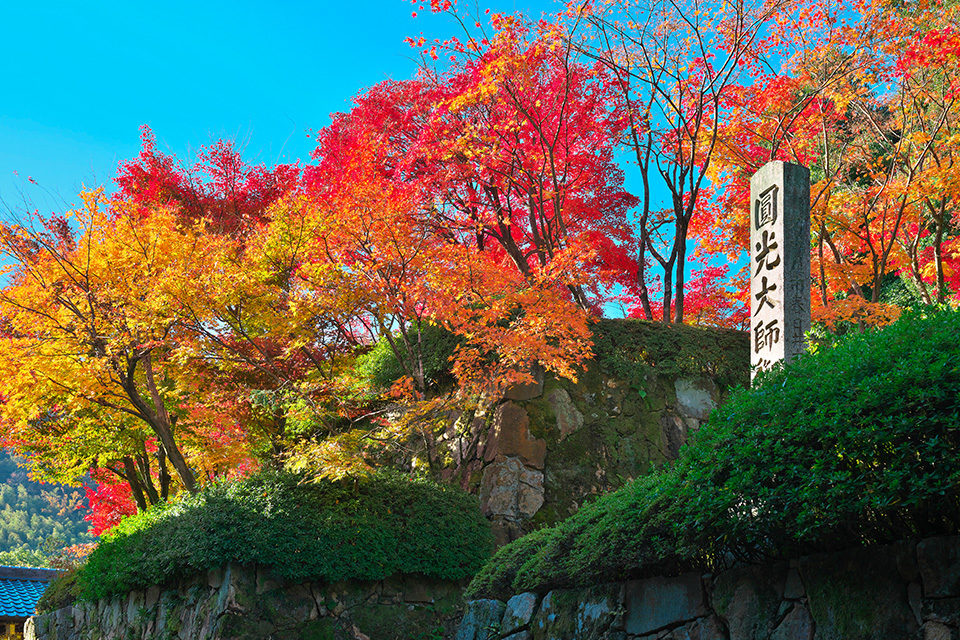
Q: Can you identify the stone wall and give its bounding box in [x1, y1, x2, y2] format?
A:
[456, 534, 960, 640]
[438, 368, 732, 544]
[27, 564, 464, 640]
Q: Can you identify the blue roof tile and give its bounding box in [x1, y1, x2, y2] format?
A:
[0, 577, 49, 617]
[0, 567, 62, 618]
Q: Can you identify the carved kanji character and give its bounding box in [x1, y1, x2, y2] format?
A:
[754, 276, 777, 316]
[754, 230, 781, 276]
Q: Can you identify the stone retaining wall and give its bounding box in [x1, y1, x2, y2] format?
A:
[457, 535, 960, 640]
[27, 564, 464, 640]
[440, 371, 733, 545]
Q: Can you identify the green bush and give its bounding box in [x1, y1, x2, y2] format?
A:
[36, 567, 79, 614]
[468, 308, 960, 599]
[591, 318, 749, 389]
[464, 527, 558, 600]
[356, 319, 749, 394]
[357, 324, 461, 391]
[78, 471, 494, 601]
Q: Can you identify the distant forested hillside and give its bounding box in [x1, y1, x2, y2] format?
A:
[0, 450, 93, 567]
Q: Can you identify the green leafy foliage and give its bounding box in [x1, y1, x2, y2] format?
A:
[36, 568, 79, 614]
[468, 309, 960, 599]
[0, 451, 93, 565]
[357, 324, 461, 391]
[464, 527, 559, 600]
[590, 319, 749, 389]
[356, 320, 749, 394]
[78, 470, 493, 601]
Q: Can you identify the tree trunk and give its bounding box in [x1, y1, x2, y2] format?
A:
[158, 444, 171, 501]
[636, 251, 654, 320]
[136, 451, 160, 505]
[662, 265, 673, 323]
[121, 354, 198, 493]
[122, 456, 149, 512]
[674, 229, 688, 323]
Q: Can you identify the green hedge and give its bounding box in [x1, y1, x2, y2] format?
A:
[467, 308, 960, 599]
[357, 319, 749, 393]
[590, 318, 749, 389]
[78, 471, 493, 602]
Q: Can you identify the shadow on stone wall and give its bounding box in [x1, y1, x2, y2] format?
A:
[456, 534, 960, 640]
[27, 564, 465, 640]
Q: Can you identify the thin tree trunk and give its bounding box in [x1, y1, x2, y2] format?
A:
[121, 354, 198, 493]
[136, 451, 160, 505]
[122, 456, 149, 512]
[636, 249, 654, 320]
[157, 444, 170, 501]
[674, 223, 688, 323]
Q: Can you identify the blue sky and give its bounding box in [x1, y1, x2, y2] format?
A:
[0, 0, 557, 213]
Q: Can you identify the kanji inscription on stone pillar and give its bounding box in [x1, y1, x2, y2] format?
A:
[750, 161, 810, 379]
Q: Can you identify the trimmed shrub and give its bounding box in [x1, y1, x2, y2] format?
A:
[357, 319, 749, 393]
[79, 471, 493, 601]
[464, 527, 559, 600]
[591, 318, 749, 389]
[468, 308, 960, 599]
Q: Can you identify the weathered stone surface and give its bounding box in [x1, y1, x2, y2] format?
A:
[923, 597, 960, 627]
[457, 599, 507, 640]
[574, 585, 621, 638]
[518, 468, 545, 519]
[502, 592, 539, 634]
[801, 543, 918, 640]
[713, 562, 787, 640]
[660, 615, 726, 640]
[546, 388, 584, 439]
[531, 590, 576, 640]
[920, 536, 960, 598]
[782, 567, 804, 600]
[31, 570, 467, 640]
[910, 581, 924, 624]
[480, 456, 545, 524]
[485, 402, 547, 470]
[465, 533, 960, 640]
[403, 576, 436, 603]
[526, 585, 622, 640]
[623, 573, 706, 636]
[749, 160, 811, 376]
[923, 621, 955, 640]
[436, 346, 746, 535]
[750, 161, 810, 372]
[770, 603, 814, 640]
[674, 378, 717, 421]
[661, 414, 688, 459]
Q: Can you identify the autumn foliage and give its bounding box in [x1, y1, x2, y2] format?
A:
[1, 0, 959, 533]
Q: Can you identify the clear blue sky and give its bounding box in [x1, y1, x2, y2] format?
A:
[0, 0, 558, 213]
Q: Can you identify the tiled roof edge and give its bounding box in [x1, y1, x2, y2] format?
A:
[0, 566, 63, 581]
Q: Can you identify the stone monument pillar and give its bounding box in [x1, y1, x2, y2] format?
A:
[750, 161, 810, 379]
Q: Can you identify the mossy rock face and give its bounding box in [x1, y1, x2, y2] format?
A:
[712, 562, 788, 640]
[525, 372, 685, 530]
[300, 618, 338, 640]
[31, 568, 466, 640]
[529, 585, 620, 640]
[350, 602, 452, 640]
[423, 319, 748, 539]
[800, 543, 919, 640]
